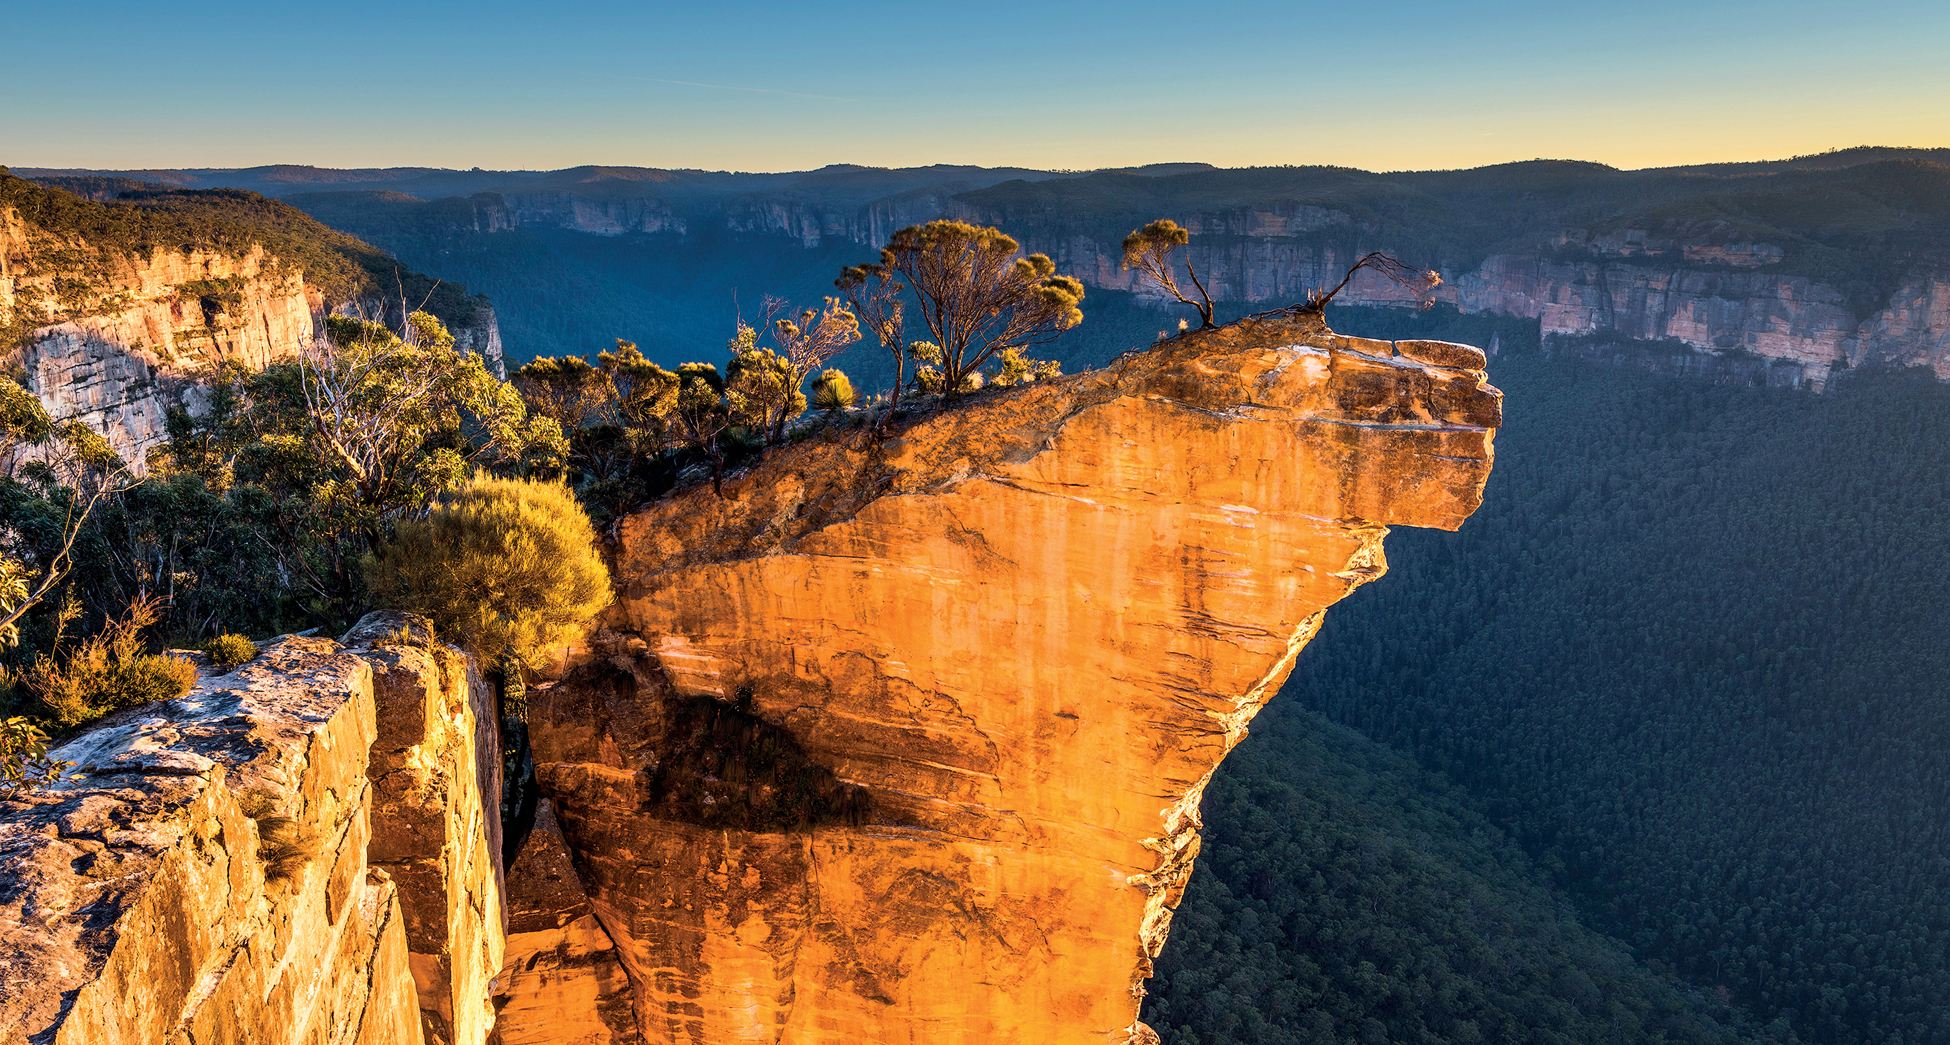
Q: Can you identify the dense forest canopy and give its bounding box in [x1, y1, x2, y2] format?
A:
[1156, 305, 1950, 1045]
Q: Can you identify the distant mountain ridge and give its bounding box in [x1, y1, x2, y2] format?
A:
[30, 147, 1947, 387]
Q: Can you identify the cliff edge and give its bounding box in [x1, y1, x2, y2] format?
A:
[515, 310, 1500, 1043]
[0, 614, 505, 1045]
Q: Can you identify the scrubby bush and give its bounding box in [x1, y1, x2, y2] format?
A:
[203, 633, 257, 670]
[811, 369, 858, 413]
[365, 476, 612, 669]
[27, 596, 199, 729]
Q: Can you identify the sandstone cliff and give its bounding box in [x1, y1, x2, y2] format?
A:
[0, 191, 505, 469]
[940, 215, 1949, 392]
[0, 613, 505, 1045]
[512, 311, 1498, 1043]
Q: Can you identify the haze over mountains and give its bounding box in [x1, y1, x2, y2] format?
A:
[28, 146, 1950, 394]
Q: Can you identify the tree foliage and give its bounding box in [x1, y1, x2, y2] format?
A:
[865, 220, 1083, 397]
[366, 476, 611, 670]
[1122, 218, 1215, 329]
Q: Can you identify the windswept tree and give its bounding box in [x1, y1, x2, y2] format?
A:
[1122, 219, 1216, 329]
[598, 340, 680, 458]
[722, 322, 802, 445]
[867, 220, 1084, 399]
[672, 362, 732, 495]
[834, 260, 907, 423]
[1304, 252, 1443, 311]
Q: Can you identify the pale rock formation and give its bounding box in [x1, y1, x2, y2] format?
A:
[0, 203, 505, 468]
[517, 311, 1499, 1043]
[0, 613, 504, 1045]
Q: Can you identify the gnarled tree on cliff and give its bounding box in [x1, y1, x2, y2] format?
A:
[858, 220, 1084, 399]
[1122, 218, 1216, 329]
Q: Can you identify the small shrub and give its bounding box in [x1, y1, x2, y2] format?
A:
[202, 633, 257, 670]
[254, 814, 318, 884]
[28, 596, 200, 729]
[366, 476, 612, 670]
[811, 369, 858, 413]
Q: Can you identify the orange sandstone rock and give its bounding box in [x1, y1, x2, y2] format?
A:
[523, 311, 1498, 1044]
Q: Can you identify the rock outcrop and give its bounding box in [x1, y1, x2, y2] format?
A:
[0, 200, 505, 469]
[0, 614, 505, 1045]
[517, 311, 1499, 1042]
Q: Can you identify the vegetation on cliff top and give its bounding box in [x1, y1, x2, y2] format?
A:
[0, 168, 489, 341]
[367, 476, 611, 670]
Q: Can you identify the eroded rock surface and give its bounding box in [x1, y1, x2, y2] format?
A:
[0, 201, 504, 469]
[489, 799, 640, 1045]
[0, 613, 504, 1045]
[521, 311, 1499, 1043]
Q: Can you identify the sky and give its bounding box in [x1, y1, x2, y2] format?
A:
[3, 0, 1946, 174]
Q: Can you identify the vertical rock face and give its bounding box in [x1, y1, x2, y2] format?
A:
[0, 203, 505, 467]
[348, 616, 508, 1045]
[0, 614, 505, 1045]
[490, 799, 641, 1045]
[520, 312, 1499, 1043]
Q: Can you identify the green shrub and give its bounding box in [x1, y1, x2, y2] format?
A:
[811, 369, 858, 412]
[202, 633, 257, 670]
[27, 596, 200, 729]
[366, 476, 612, 669]
[0, 715, 74, 797]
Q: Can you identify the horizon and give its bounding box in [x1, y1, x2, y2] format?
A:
[13, 144, 1950, 181]
[6, 0, 1945, 172]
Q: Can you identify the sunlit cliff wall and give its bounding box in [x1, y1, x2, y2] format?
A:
[510, 311, 1499, 1043]
[0, 613, 504, 1045]
[0, 205, 503, 468]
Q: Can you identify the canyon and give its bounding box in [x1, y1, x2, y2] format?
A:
[0, 311, 1498, 1043]
[154, 154, 1943, 388]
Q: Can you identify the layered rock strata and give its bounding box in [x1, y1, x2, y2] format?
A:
[0, 613, 504, 1045]
[0, 203, 504, 468]
[521, 312, 1499, 1043]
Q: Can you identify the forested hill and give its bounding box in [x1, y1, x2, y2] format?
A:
[0, 169, 492, 345]
[1177, 303, 1950, 1045]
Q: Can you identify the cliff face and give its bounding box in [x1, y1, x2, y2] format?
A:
[0, 614, 505, 1045]
[516, 312, 1498, 1043]
[455, 193, 687, 238]
[960, 221, 1948, 391]
[0, 203, 505, 467]
[681, 192, 1947, 391]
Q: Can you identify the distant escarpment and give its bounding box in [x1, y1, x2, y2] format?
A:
[0, 171, 502, 467]
[227, 151, 1950, 387]
[510, 311, 1498, 1043]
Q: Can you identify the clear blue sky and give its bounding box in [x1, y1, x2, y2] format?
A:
[4, 0, 1946, 173]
